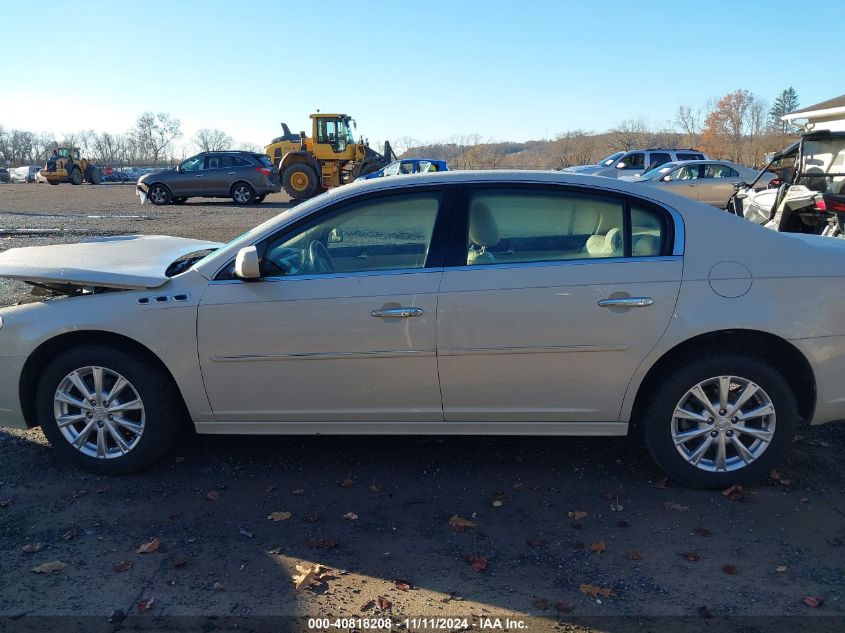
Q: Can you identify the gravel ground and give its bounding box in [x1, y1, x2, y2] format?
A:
[1, 183, 844, 632]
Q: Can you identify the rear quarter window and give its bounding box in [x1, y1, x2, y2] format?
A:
[677, 153, 704, 161]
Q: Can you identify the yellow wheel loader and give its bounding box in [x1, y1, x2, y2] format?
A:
[265, 114, 395, 200]
[41, 147, 102, 185]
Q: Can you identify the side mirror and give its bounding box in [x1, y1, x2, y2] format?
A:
[235, 246, 261, 279]
[616, 162, 626, 169]
[328, 227, 344, 243]
[662, 175, 672, 182]
[175, 165, 181, 173]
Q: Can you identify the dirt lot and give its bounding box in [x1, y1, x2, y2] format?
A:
[1, 183, 844, 632]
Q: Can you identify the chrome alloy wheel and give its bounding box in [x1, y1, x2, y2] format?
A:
[232, 184, 251, 203]
[53, 366, 145, 459]
[671, 375, 776, 473]
[149, 186, 168, 204]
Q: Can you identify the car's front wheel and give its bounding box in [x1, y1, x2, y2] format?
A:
[642, 354, 797, 488]
[147, 184, 171, 205]
[36, 345, 184, 474]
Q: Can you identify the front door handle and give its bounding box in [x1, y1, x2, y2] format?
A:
[371, 307, 424, 318]
[598, 297, 654, 308]
[227, 172, 236, 175]
[195, 174, 203, 178]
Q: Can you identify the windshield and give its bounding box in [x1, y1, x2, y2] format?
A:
[640, 162, 679, 180]
[597, 151, 625, 167]
[340, 118, 355, 144]
[797, 138, 845, 193]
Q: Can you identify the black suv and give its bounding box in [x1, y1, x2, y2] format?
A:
[136, 151, 281, 205]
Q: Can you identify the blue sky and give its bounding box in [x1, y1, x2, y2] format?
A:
[0, 0, 838, 148]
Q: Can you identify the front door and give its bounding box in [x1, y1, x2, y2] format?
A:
[661, 165, 701, 201]
[436, 186, 682, 425]
[170, 155, 206, 196]
[197, 189, 448, 425]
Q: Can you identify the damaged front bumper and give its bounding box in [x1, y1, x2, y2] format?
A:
[136, 181, 149, 204]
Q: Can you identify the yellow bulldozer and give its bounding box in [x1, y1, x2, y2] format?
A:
[265, 113, 395, 200]
[40, 147, 102, 185]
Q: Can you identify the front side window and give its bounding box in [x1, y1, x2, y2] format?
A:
[623, 153, 645, 169]
[180, 156, 204, 172]
[673, 166, 700, 180]
[261, 192, 441, 277]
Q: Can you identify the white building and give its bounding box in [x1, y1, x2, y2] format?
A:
[783, 94, 845, 132]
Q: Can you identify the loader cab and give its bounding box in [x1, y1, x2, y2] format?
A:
[55, 148, 81, 161]
[312, 114, 357, 160]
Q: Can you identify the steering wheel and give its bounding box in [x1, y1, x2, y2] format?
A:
[307, 240, 334, 273]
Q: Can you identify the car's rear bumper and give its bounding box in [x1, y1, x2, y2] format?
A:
[0, 356, 27, 429]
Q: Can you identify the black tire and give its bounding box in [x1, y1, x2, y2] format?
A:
[253, 195, 266, 204]
[70, 167, 83, 185]
[282, 164, 319, 199]
[48, 180, 60, 186]
[641, 353, 797, 488]
[230, 181, 255, 205]
[147, 183, 171, 205]
[35, 345, 185, 475]
[172, 197, 188, 205]
[89, 167, 102, 185]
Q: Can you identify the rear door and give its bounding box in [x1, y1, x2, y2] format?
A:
[436, 185, 682, 427]
[699, 163, 740, 206]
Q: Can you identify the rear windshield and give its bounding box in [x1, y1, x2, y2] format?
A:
[254, 154, 274, 167]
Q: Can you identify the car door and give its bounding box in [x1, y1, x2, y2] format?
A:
[699, 163, 740, 206]
[436, 186, 682, 426]
[660, 165, 701, 201]
[196, 188, 449, 424]
[170, 155, 206, 196]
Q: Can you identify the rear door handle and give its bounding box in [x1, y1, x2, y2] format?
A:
[227, 172, 236, 175]
[598, 297, 654, 308]
[195, 174, 203, 178]
[371, 307, 424, 318]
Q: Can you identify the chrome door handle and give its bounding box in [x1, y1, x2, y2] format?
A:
[227, 172, 236, 175]
[195, 174, 203, 178]
[371, 307, 424, 318]
[598, 297, 654, 308]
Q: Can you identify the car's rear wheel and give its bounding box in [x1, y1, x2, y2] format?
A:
[36, 346, 185, 475]
[148, 183, 171, 205]
[641, 354, 797, 488]
[231, 182, 255, 205]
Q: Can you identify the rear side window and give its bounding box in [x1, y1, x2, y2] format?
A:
[647, 153, 671, 169]
[462, 189, 671, 266]
[677, 153, 704, 161]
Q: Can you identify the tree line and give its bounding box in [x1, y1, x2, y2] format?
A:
[0, 112, 258, 167]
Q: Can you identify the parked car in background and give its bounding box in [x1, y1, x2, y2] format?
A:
[731, 131, 845, 235]
[1, 170, 844, 488]
[0, 168, 10, 183]
[10, 166, 41, 183]
[625, 160, 775, 208]
[564, 148, 708, 179]
[357, 158, 448, 181]
[136, 151, 281, 205]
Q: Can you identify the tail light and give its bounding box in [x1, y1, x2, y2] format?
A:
[255, 167, 273, 176]
[814, 198, 827, 212]
[823, 195, 845, 212]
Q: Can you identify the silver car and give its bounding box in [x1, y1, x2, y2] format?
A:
[1, 171, 844, 487]
[626, 160, 775, 208]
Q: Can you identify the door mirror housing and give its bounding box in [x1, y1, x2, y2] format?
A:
[616, 162, 626, 169]
[235, 246, 261, 279]
[662, 175, 672, 182]
[328, 227, 344, 243]
[175, 165, 181, 173]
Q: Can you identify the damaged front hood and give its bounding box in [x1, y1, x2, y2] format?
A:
[0, 234, 222, 290]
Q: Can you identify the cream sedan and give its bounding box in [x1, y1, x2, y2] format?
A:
[1, 171, 844, 487]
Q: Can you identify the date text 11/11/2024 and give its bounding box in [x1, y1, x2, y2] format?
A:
[306, 617, 528, 630]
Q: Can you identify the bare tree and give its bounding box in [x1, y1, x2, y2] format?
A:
[394, 135, 419, 157]
[611, 118, 652, 150]
[131, 112, 183, 165]
[236, 141, 263, 153]
[89, 132, 127, 165]
[193, 128, 233, 153]
[746, 96, 769, 167]
[674, 105, 702, 148]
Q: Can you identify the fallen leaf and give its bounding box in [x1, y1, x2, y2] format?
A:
[610, 498, 624, 512]
[239, 527, 254, 538]
[206, 491, 220, 501]
[21, 543, 44, 553]
[292, 563, 329, 590]
[665, 501, 690, 512]
[137, 597, 154, 614]
[343, 512, 358, 521]
[591, 541, 607, 554]
[136, 538, 161, 554]
[370, 484, 383, 493]
[625, 550, 642, 560]
[265, 485, 277, 493]
[567, 511, 588, 521]
[0, 498, 11, 508]
[555, 601, 574, 614]
[394, 580, 413, 591]
[681, 551, 700, 562]
[492, 500, 503, 508]
[31, 561, 68, 574]
[512, 481, 526, 490]
[721, 484, 747, 500]
[267, 511, 292, 522]
[464, 553, 487, 572]
[693, 527, 711, 537]
[113, 560, 133, 573]
[800, 497, 810, 503]
[340, 478, 354, 488]
[775, 565, 788, 573]
[375, 596, 392, 611]
[653, 477, 668, 489]
[96, 486, 110, 494]
[532, 598, 549, 610]
[722, 564, 737, 575]
[292, 489, 304, 495]
[579, 584, 615, 599]
[213, 581, 224, 592]
[61, 528, 79, 541]
[526, 537, 546, 548]
[448, 515, 477, 531]
[307, 538, 339, 550]
[803, 596, 823, 608]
